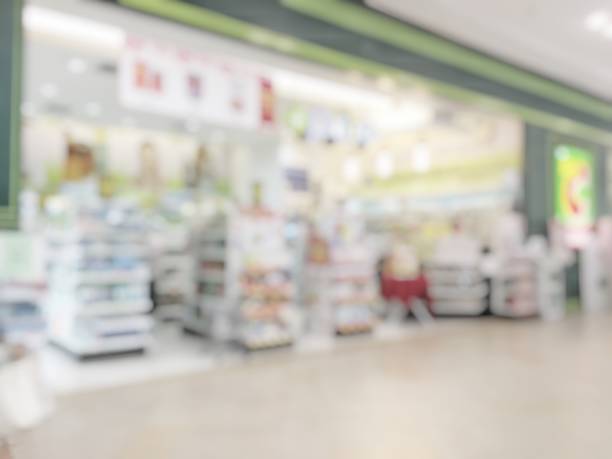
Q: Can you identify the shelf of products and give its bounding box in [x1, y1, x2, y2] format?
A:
[305, 219, 377, 337]
[235, 210, 296, 350]
[425, 233, 488, 316]
[44, 205, 154, 358]
[0, 233, 53, 430]
[424, 264, 488, 315]
[491, 255, 539, 317]
[490, 235, 566, 319]
[150, 223, 195, 321]
[184, 214, 232, 338]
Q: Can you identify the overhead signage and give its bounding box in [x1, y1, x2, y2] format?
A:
[119, 36, 276, 130]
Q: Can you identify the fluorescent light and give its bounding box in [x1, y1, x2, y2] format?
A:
[586, 10, 609, 32]
[23, 6, 125, 52]
[40, 83, 58, 99]
[85, 102, 101, 117]
[67, 58, 88, 75]
[273, 69, 391, 109]
[370, 102, 433, 132]
[411, 143, 431, 173]
[375, 151, 394, 178]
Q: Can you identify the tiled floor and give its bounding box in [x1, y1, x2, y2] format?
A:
[13, 313, 612, 459]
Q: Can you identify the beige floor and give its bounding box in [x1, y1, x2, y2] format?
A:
[13, 314, 612, 459]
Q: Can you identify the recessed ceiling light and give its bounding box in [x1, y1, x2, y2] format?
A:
[67, 58, 87, 75]
[85, 102, 101, 117]
[586, 10, 609, 32]
[40, 83, 58, 99]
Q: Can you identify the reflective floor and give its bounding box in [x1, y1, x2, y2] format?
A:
[14, 313, 612, 459]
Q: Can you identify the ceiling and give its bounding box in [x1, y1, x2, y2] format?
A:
[23, 1, 496, 138]
[368, 0, 612, 101]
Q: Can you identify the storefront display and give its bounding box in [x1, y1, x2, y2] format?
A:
[6, 0, 589, 392]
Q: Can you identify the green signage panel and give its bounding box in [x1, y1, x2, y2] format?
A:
[554, 145, 596, 229]
[0, 0, 22, 229]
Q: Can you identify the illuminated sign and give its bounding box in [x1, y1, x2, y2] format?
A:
[553, 144, 596, 248]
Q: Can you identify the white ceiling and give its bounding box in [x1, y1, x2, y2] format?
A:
[368, 0, 612, 101]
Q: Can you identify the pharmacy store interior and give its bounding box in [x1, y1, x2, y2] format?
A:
[4, 1, 607, 427]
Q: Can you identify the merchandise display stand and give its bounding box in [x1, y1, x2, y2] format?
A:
[0, 233, 53, 431]
[234, 210, 296, 350]
[490, 254, 539, 318]
[184, 214, 233, 338]
[425, 263, 488, 315]
[305, 223, 377, 337]
[489, 214, 567, 319]
[45, 207, 154, 359]
[150, 223, 195, 321]
[425, 235, 488, 316]
[580, 218, 612, 313]
[328, 245, 377, 335]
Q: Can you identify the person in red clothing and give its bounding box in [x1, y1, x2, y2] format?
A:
[379, 244, 431, 315]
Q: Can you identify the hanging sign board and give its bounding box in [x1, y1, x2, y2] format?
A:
[119, 36, 276, 130]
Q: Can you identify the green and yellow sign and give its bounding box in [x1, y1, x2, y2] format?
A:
[554, 145, 596, 229]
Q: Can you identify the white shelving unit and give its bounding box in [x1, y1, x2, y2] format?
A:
[425, 263, 488, 316]
[45, 211, 154, 359]
[150, 224, 195, 321]
[305, 240, 377, 337]
[234, 210, 296, 350]
[490, 255, 539, 318]
[0, 232, 53, 431]
[184, 215, 233, 338]
[490, 237, 566, 319]
[425, 234, 488, 316]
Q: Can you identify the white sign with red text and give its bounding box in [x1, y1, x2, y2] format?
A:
[119, 37, 275, 130]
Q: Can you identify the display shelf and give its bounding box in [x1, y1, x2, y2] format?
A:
[490, 243, 566, 319]
[77, 299, 153, 317]
[51, 333, 151, 359]
[232, 210, 298, 350]
[0, 283, 47, 349]
[44, 204, 155, 359]
[150, 223, 195, 321]
[183, 214, 233, 338]
[424, 264, 488, 316]
[306, 241, 377, 337]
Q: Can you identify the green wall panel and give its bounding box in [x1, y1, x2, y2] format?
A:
[0, 0, 22, 229]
